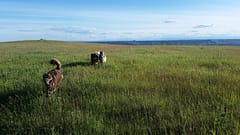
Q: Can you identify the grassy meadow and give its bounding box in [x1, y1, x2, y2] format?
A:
[0, 40, 240, 134]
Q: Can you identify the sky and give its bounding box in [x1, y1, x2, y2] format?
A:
[0, 0, 240, 41]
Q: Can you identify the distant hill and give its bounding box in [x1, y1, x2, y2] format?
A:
[92, 39, 240, 46]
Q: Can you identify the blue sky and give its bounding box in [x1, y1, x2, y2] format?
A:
[1, 0, 240, 41]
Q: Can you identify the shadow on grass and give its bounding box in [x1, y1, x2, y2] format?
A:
[0, 84, 42, 134]
[0, 86, 41, 112]
[62, 61, 91, 68]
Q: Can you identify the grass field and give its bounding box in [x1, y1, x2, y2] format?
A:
[0, 40, 240, 134]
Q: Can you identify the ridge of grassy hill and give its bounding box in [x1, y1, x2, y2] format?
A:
[0, 40, 240, 134]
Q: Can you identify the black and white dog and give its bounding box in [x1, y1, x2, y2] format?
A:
[91, 51, 106, 65]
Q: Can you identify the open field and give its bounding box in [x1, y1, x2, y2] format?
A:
[0, 40, 240, 134]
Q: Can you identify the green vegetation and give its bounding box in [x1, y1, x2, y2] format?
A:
[0, 40, 240, 134]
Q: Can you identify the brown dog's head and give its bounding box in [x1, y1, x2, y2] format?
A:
[43, 73, 52, 87]
[43, 73, 54, 96]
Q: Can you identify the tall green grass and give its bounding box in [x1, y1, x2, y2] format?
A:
[0, 40, 240, 134]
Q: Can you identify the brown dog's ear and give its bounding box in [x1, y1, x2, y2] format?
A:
[43, 73, 49, 79]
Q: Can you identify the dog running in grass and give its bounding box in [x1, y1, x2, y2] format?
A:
[43, 59, 63, 97]
[91, 51, 107, 65]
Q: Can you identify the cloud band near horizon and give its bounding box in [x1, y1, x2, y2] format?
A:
[0, 0, 240, 41]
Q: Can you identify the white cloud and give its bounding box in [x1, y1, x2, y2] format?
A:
[163, 20, 176, 24]
[193, 24, 214, 29]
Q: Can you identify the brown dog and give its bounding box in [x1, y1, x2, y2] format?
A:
[43, 59, 63, 97]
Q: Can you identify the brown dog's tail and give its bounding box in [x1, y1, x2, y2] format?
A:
[50, 58, 61, 70]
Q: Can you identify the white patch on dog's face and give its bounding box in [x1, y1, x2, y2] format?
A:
[43, 73, 53, 86]
[47, 79, 53, 85]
